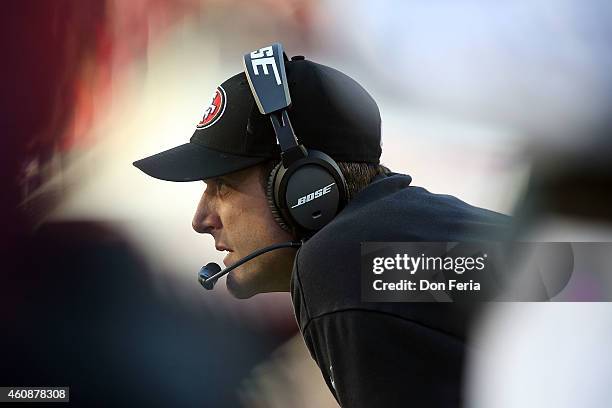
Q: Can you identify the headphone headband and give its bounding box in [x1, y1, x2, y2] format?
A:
[244, 43, 307, 167]
[243, 43, 291, 114]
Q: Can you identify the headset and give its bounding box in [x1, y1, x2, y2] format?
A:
[244, 43, 348, 237]
[198, 43, 347, 290]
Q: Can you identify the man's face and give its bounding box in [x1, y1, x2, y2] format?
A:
[192, 165, 296, 298]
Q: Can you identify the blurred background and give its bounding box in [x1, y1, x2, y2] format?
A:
[2, 0, 611, 406]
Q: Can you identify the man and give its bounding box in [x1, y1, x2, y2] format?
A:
[134, 52, 510, 407]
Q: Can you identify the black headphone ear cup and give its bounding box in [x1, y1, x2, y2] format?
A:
[266, 162, 293, 233]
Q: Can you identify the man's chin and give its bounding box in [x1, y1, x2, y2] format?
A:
[225, 271, 257, 299]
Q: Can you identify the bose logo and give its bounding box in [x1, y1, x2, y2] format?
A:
[250, 46, 282, 85]
[291, 183, 335, 209]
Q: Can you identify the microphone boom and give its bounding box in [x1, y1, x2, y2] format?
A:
[198, 241, 302, 290]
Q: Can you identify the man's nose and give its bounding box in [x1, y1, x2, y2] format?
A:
[192, 192, 221, 234]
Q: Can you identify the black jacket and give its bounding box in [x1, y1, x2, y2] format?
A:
[291, 173, 511, 407]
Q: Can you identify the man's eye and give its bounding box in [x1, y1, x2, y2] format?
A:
[216, 179, 228, 193]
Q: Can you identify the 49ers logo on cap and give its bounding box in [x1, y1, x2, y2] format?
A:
[196, 86, 226, 130]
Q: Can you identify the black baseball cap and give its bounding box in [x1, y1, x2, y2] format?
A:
[133, 56, 381, 182]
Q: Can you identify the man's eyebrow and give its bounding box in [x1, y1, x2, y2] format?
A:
[202, 177, 219, 185]
[203, 175, 231, 185]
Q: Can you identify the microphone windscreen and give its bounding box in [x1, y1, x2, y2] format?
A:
[198, 263, 221, 290]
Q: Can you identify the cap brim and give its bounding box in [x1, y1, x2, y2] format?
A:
[133, 143, 267, 182]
